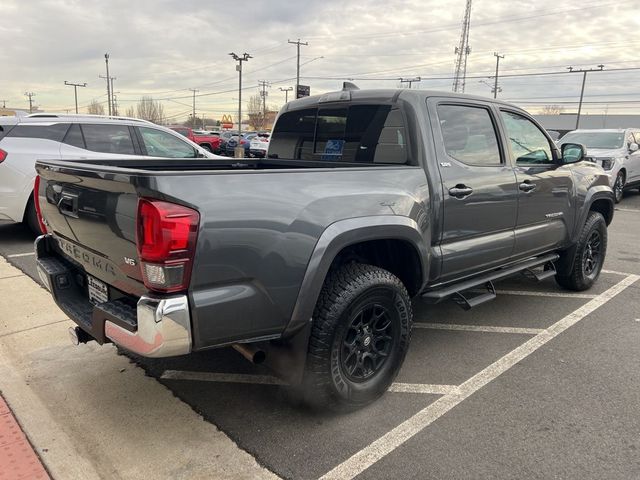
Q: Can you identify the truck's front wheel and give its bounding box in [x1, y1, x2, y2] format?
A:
[303, 263, 412, 410]
[555, 211, 607, 291]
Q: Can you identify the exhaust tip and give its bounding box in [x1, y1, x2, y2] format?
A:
[233, 343, 266, 364]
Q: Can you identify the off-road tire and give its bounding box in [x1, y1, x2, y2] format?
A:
[613, 171, 625, 203]
[555, 211, 607, 291]
[24, 195, 43, 235]
[302, 263, 412, 410]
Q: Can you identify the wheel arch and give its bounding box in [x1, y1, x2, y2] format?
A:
[284, 216, 429, 339]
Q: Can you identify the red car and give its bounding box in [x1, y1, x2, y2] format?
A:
[170, 127, 221, 153]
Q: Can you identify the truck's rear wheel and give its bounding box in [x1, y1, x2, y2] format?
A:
[555, 211, 607, 291]
[303, 263, 412, 410]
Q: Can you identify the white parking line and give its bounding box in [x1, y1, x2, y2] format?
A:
[615, 208, 640, 213]
[160, 370, 458, 395]
[414, 323, 543, 335]
[388, 383, 460, 395]
[601, 269, 634, 276]
[319, 273, 639, 480]
[7, 252, 35, 258]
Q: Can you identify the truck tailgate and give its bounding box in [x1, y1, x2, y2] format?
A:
[36, 161, 146, 297]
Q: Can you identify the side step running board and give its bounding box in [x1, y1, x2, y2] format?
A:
[421, 253, 559, 309]
[522, 260, 557, 282]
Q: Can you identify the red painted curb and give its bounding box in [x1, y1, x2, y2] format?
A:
[0, 395, 50, 480]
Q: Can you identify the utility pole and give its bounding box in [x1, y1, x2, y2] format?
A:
[64, 81, 87, 113]
[189, 88, 199, 127]
[452, 0, 473, 93]
[24, 92, 36, 113]
[229, 52, 252, 157]
[279, 86, 293, 103]
[109, 77, 117, 114]
[399, 77, 421, 89]
[0, 100, 6, 108]
[567, 64, 604, 129]
[258, 80, 270, 130]
[288, 38, 308, 98]
[492, 52, 504, 99]
[101, 53, 112, 116]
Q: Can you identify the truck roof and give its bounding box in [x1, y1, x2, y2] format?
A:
[283, 86, 520, 112]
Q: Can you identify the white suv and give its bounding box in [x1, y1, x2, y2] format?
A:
[0, 114, 215, 233]
[560, 128, 640, 203]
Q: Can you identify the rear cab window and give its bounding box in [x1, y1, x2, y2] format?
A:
[269, 103, 409, 165]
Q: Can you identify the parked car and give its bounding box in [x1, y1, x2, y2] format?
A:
[34, 87, 614, 410]
[169, 126, 222, 153]
[225, 132, 257, 156]
[217, 130, 237, 155]
[0, 113, 215, 233]
[560, 128, 640, 202]
[249, 133, 270, 157]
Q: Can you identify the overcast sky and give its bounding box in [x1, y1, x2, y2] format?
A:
[1, 0, 638, 122]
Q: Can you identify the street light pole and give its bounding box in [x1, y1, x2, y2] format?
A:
[288, 39, 308, 98]
[229, 52, 252, 157]
[64, 81, 87, 113]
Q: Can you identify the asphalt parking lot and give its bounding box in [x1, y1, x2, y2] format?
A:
[1, 191, 639, 480]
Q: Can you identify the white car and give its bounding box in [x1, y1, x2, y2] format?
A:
[249, 133, 270, 158]
[560, 128, 640, 203]
[0, 113, 216, 233]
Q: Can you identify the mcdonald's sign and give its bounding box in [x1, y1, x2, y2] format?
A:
[221, 114, 234, 129]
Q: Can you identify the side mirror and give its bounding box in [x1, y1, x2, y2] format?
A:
[560, 142, 586, 164]
[629, 142, 639, 153]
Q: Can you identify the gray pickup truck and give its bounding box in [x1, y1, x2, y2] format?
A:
[34, 85, 614, 410]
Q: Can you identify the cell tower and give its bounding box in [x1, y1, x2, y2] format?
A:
[452, 0, 473, 93]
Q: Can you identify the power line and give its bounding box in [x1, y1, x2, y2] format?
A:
[258, 80, 270, 130]
[399, 77, 421, 89]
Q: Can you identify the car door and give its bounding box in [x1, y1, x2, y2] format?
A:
[497, 109, 575, 257]
[428, 99, 518, 281]
[627, 130, 640, 183]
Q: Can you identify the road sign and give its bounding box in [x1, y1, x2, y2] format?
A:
[296, 85, 310, 99]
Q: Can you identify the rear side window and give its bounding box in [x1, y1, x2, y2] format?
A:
[437, 104, 501, 166]
[6, 123, 70, 142]
[63, 124, 85, 148]
[269, 105, 407, 164]
[81, 124, 136, 155]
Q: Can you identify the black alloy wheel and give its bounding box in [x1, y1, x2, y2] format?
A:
[340, 303, 395, 382]
[614, 172, 625, 203]
[582, 230, 602, 278]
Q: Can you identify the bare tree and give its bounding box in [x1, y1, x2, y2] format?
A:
[86, 99, 105, 115]
[135, 96, 165, 124]
[540, 104, 565, 115]
[125, 106, 135, 118]
[247, 94, 263, 130]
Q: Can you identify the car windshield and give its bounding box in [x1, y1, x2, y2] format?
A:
[561, 131, 625, 149]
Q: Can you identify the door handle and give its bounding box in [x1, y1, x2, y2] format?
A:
[57, 192, 79, 218]
[519, 181, 536, 192]
[449, 185, 473, 198]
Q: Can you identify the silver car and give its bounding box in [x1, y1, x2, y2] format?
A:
[560, 128, 640, 203]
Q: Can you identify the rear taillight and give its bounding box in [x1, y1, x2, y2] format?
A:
[136, 199, 199, 293]
[33, 175, 48, 234]
[240, 139, 246, 145]
[0, 148, 6, 163]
